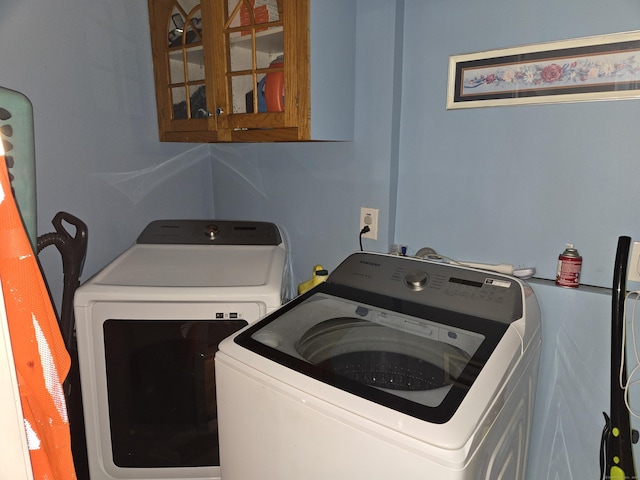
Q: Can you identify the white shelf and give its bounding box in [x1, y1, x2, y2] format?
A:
[230, 26, 283, 54]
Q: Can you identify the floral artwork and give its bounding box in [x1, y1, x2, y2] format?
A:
[463, 52, 640, 92]
[447, 31, 640, 109]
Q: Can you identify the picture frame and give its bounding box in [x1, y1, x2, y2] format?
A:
[446, 30, 640, 109]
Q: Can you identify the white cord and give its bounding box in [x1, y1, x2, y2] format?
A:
[413, 247, 534, 277]
[621, 290, 640, 418]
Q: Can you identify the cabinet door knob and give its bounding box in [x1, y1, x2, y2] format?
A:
[215, 107, 224, 116]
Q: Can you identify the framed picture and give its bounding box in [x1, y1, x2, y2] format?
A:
[446, 30, 640, 109]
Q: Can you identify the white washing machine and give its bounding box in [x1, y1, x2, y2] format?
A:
[74, 219, 288, 480]
[215, 252, 541, 480]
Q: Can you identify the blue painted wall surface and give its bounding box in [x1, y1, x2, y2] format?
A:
[397, 0, 640, 288]
[210, 1, 403, 280]
[0, 0, 214, 307]
[3, 0, 640, 477]
[211, 1, 640, 477]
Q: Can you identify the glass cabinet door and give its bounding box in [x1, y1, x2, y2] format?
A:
[221, 0, 285, 120]
[150, 0, 319, 141]
[165, 0, 209, 120]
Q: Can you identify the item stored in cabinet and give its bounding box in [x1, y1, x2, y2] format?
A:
[264, 56, 284, 112]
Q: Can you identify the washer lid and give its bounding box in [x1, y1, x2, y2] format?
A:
[234, 282, 510, 424]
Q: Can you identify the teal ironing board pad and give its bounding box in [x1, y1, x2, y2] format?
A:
[0, 87, 36, 246]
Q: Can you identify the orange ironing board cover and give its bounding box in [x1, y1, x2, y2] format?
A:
[0, 147, 76, 478]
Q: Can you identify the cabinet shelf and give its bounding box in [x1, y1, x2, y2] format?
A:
[229, 26, 284, 54]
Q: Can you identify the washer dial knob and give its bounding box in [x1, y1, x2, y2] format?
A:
[405, 270, 429, 290]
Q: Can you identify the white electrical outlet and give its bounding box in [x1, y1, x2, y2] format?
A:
[360, 207, 378, 240]
[629, 241, 640, 282]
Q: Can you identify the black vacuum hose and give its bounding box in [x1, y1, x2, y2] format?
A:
[601, 236, 637, 479]
[37, 212, 87, 351]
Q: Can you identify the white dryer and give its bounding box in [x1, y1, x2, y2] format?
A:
[74, 219, 288, 480]
[215, 252, 541, 480]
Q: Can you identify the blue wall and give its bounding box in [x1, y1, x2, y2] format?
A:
[4, 0, 640, 477]
[0, 0, 214, 307]
[397, 0, 640, 289]
[210, 1, 640, 478]
[212, 0, 640, 289]
[209, 0, 403, 281]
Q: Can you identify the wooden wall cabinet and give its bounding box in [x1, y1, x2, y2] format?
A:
[147, 0, 355, 143]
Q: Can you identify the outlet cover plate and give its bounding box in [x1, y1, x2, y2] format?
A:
[360, 207, 378, 240]
[629, 241, 640, 283]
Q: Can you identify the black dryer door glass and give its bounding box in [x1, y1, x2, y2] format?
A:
[104, 318, 247, 468]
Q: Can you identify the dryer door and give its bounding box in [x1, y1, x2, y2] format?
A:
[234, 283, 510, 424]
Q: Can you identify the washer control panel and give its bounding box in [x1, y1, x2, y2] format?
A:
[329, 252, 523, 323]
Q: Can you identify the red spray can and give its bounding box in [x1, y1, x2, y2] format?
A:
[556, 244, 582, 288]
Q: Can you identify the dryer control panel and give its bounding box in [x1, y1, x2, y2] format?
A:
[137, 219, 282, 245]
[328, 252, 523, 324]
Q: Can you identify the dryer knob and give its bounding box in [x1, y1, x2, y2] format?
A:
[204, 224, 219, 239]
[405, 270, 429, 290]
